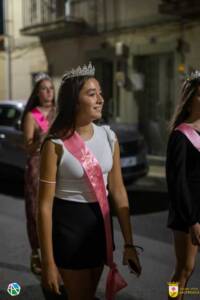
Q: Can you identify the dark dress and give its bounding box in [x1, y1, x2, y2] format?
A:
[166, 129, 200, 233]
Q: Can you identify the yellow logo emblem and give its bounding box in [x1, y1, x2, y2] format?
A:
[168, 282, 179, 298]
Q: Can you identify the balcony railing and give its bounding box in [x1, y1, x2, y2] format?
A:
[21, 0, 98, 38]
[159, 0, 200, 17]
[21, 0, 187, 38]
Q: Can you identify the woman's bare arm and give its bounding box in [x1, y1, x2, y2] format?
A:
[23, 112, 40, 154]
[37, 140, 58, 266]
[37, 140, 62, 293]
[108, 139, 142, 275]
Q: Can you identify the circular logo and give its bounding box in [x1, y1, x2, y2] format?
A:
[7, 282, 21, 296]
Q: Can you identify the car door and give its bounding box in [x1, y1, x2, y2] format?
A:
[0, 104, 26, 171]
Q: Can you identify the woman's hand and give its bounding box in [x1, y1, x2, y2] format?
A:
[122, 245, 142, 277]
[42, 263, 62, 295]
[189, 223, 200, 246]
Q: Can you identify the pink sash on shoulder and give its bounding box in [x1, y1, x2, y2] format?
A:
[175, 123, 200, 151]
[63, 132, 127, 300]
[31, 108, 49, 133]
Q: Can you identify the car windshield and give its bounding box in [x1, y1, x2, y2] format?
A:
[0, 105, 22, 126]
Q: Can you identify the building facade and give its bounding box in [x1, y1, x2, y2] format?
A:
[1, 0, 200, 157]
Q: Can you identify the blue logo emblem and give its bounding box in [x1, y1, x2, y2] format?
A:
[7, 282, 21, 296]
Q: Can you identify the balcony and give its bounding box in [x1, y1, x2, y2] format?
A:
[20, 0, 98, 39]
[159, 0, 200, 18]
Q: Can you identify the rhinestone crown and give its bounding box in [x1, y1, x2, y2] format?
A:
[34, 72, 50, 83]
[186, 70, 200, 81]
[62, 62, 95, 81]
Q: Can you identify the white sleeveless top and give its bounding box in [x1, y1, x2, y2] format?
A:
[51, 123, 116, 203]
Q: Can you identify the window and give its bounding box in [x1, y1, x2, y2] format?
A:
[30, 0, 37, 24]
[0, 106, 22, 126]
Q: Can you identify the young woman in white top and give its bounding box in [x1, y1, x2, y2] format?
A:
[37, 63, 142, 300]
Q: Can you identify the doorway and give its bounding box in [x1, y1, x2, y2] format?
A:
[134, 52, 175, 156]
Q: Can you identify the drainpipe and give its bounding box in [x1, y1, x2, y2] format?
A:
[3, 0, 12, 99]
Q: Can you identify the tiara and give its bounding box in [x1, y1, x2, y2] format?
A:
[34, 72, 50, 83]
[62, 62, 95, 81]
[186, 70, 200, 81]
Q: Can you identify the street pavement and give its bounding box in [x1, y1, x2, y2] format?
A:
[0, 177, 200, 300]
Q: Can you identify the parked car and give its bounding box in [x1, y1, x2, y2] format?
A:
[108, 122, 148, 182]
[0, 100, 26, 179]
[0, 100, 148, 182]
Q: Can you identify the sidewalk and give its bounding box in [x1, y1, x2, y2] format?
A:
[127, 162, 167, 193]
[148, 164, 165, 179]
[147, 155, 166, 178]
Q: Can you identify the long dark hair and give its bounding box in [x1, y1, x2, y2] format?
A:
[49, 75, 94, 139]
[21, 77, 55, 130]
[169, 77, 200, 132]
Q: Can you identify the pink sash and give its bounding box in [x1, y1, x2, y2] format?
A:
[63, 132, 127, 300]
[175, 123, 200, 151]
[31, 108, 49, 133]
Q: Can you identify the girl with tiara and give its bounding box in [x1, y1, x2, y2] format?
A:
[38, 63, 142, 300]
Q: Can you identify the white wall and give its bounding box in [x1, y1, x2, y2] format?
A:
[12, 46, 48, 100]
[0, 51, 6, 99]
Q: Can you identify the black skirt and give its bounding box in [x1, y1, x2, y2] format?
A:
[52, 198, 107, 269]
